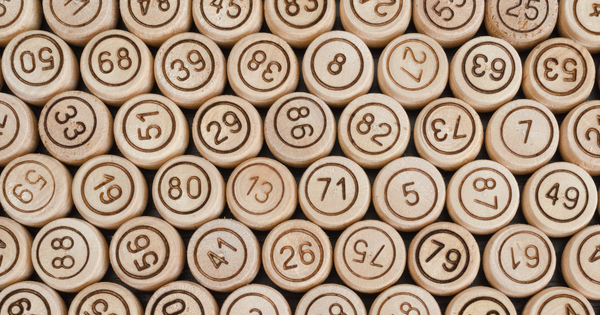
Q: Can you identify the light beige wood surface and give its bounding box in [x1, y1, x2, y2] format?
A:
[378, 33, 448, 110]
[0, 93, 39, 167]
[39, 91, 113, 166]
[483, 224, 555, 298]
[560, 101, 600, 176]
[299, 156, 370, 230]
[32, 218, 108, 293]
[523, 37, 595, 114]
[407, 221, 480, 296]
[447, 160, 520, 235]
[264, 92, 336, 168]
[373, 156, 445, 232]
[192, 95, 263, 168]
[413, 0, 484, 48]
[414, 97, 483, 171]
[522, 162, 597, 238]
[68, 282, 143, 315]
[450, 36, 521, 112]
[486, 99, 559, 175]
[220, 284, 291, 315]
[114, 93, 188, 170]
[334, 220, 405, 293]
[43, 0, 118, 46]
[81, 30, 154, 106]
[0, 281, 66, 315]
[0, 217, 33, 290]
[485, 0, 558, 51]
[192, 0, 262, 47]
[226, 157, 296, 231]
[0, 62, 3, 89]
[445, 286, 517, 315]
[227, 33, 299, 107]
[0, 153, 72, 227]
[2, 30, 78, 106]
[155, 32, 226, 109]
[368, 284, 441, 315]
[559, 0, 600, 54]
[264, 0, 335, 48]
[303, 31, 374, 107]
[262, 220, 332, 292]
[109, 216, 185, 291]
[338, 93, 410, 169]
[72, 154, 148, 230]
[339, 0, 411, 48]
[0, 0, 41, 46]
[153, 155, 224, 230]
[295, 283, 367, 315]
[563, 225, 600, 301]
[522, 287, 594, 315]
[144, 281, 219, 315]
[187, 219, 260, 292]
[120, 0, 191, 46]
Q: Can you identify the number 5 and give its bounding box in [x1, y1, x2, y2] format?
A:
[402, 182, 419, 206]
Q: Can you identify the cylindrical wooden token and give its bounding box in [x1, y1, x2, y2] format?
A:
[188, 219, 260, 292]
[81, 30, 154, 106]
[303, 31, 374, 107]
[299, 156, 370, 231]
[563, 225, 600, 301]
[0, 281, 66, 315]
[220, 284, 291, 315]
[445, 286, 517, 315]
[485, 0, 558, 51]
[0, 217, 33, 290]
[39, 91, 113, 166]
[559, 0, 600, 54]
[226, 157, 296, 231]
[68, 282, 143, 315]
[2, 30, 78, 106]
[0, 154, 72, 227]
[407, 222, 480, 296]
[0, 93, 38, 167]
[145, 281, 218, 315]
[0, 0, 41, 46]
[334, 220, 405, 293]
[32, 218, 108, 293]
[339, 0, 411, 48]
[296, 284, 367, 315]
[447, 160, 520, 235]
[373, 156, 445, 232]
[485, 99, 559, 175]
[338, 94, 410, 169]
[560, 101, 600, 175]
[109, 216, 185, 291]
[154, 32, 227, 109]
[483, 224, 555, 298]
[263, 220, 332, 292]
[43, 0, 118, 46]
[120, 0, 192, 46]
[413, 0, 484, 48]
[72, 155, 148, 230]
[192, 0, 262, 47]
[153, 155, 225, 230]
[264, 92, 336, 168]
[369, 284, 441, 315]
[522, 37, 595, 114]
[522, 287, 594, 315]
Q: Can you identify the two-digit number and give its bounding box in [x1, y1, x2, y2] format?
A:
[247, 176, 273, 203]
[510, 245, 539, 269]
[545, 183, 580, 210]
[207, 238, 238, 269]
[287, 107, 314, 139]
[431, 116, 467, 142]
[543, 58, 578, 82]
[431, 0, 466, 21]
[425, 239, 461, 272]
[472, 177, 498, 209]
[83, 299, 114, 315]
[98, 48, 132, 74]
[210, 0, 242, 17]
[518, 120, 532, 144]
[280, 242, 315, 270]
[584, 115, 600, 148]
[55, 105, 87, 140]
[358, 0, 396, 16]
[506, 0, 540, 20]
[399, 302, 420, 315]
[170, 50, 206, 81]
[402, 182, 419, 206]
[328, 304, 347, 315]
[355, 113, 392, 146]
[13, 170, 47, 204]
[136, 111, 162, 140]
[19, 47, 54, 73]
[401, 47, 426, 82]
[317, 177, 346, 201]
[127, 235, 159, 272]
[94, 174, 122, 204]
[207, 111, 242, 145]
[472, 54, 506, 81]
[51, 237, 75, 269]
[247, 50, 282, 82]
[167, 176, 201, 200]
[352, 240, 384, 268]
[588, 245, 600, 263]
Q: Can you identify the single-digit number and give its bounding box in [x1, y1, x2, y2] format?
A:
[133, 251, 159, 271]
[227, 0, 241, 17]
[545, 183, 560, 205]
[544, 57, 558, 81]
[432, 0, 454, 21]
[374, 0, 395, 16]
[117, 48, 131, 70]
[591, 3, 600, 17]
[399, 302, 419, 315]
[38, 47, 54, 71]
[402, 182, 419, 206]
[19, 51, 35, 74]
[431, 118, 447, 141]
[158, 0, 170, 11]
[246, 176, 273, 203]
[82, 299, 112, 315]
[26, 170, 47, 189]
[223, 111, 242, 133]
[356, 113, 374, 135]
[565, 304, 580, 315]
[329, 303, 347, 315]
[371, 123, 391, 146]
[51, 236, 74, 250]
[170, 59, 190, 81]
[136, 111, 159, 122]
[352, 240, 385, 268]
[261, 61, 282, 82]
[452, 115, 466, 139]
[473, 178, 498, 209]
[507, 0, 539, 20]
[589, 245, 600, 263]
[188, 50, 205, 72]
[207, 121, 226, 145]
[187, 176, 201, 199]
[443, 249, 461, 272]
[584, 115, 600, 147]
[8, 298, 31, 315]
[0, 115, 7, 136]
[0, 238, 5, 268]
[328, 54, 346, 75]
[210, 0, 223, 12]
[490, 58, 506, 81]
[168, 177, 182, 200]
[291, 124, 314, 139]
[55, 105, 77, 124]
[562, 58, 578, 82]
[98, 52, 113, 74]
[518, 120, 532, 143]
[162, 299, 186, 315]
[472, 54, 487, 77]
[52, 255, 75, 269]
[138, 0, 150, 14]
[12, 185, 32, 203]
[93, 174, 115, 190]
[63, 122, 86, 140]
[280, 245, 297, 270]
[284, 0, 299, 15]
[64, 0, 90, 15]
[247, 50, 266, 71]
[305, 0, 318, 11]
[138, 125, 162, 140]
[425, 239, 445, 262]
[207, 238, 237, 268]
[511, 245, 539, 269]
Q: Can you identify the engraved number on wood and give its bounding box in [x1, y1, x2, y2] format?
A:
[356, 113, 392, 146]
[328, 54, 346, 75]
[207, 111, 242, 145]
[431, 116, 467, 142]
[283, 0, 318, 16]
[280, 241, 315, 270]
[589, 245, 600, 263]
[431, 0, 466, 21]
[425, 239, 461, 272]
[357, 0, 397, 17]
[63, 0, 90, 15]
[565, 304, 580, 315]
[472, 55, 506, 81]
[137, 0, 170, 15]
[170, 50, 206, 82]
[352, 240, 384, 268]
[584, 115, 600, 148]
[162, 299, 185, 315]
[287, 106, 314, 140]
[94, 174, 123, 204]
[247, 176, 273, 203]
[12, 170, 47, 204]
[98, 48, 132, 74]
[472, 177, 498, 209]
[55, 105, 87, 141]
[0, 114, 7, 136]
[402, 182, 419, 206]
[210, 0, 242, 18]
[207, 238, 238, 269]
[19, 47, 54, 73]
[167, 176, 201, 200]
[249, 309, 262, 315]
[8, 298, 32, 315]
[127, 235, 159, 272]
[591, 3, 600, 17]
[51, 236, 75, 269]
[328, 304, 347, 315]
[510, 245, 539, 269]
[317, 177, 346, 201]
[136, 111, 162, 141]
[247, 50, 282, 82]
[506, 0, 540, 20]
[545, 183, 580, 210]
[399, 302, 419, 315]
[401, 47, 426, 82]
[0, 0, 11, 18]
[83, 299, 114, 315]
[0, 238, 5, 268]
[543, 58, 578, 82]
[518, 120, 532, 143]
